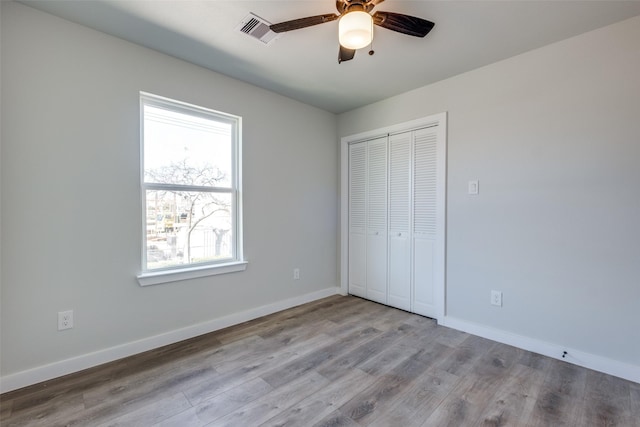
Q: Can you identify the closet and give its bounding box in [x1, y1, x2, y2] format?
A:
[345, 116, 445, 319]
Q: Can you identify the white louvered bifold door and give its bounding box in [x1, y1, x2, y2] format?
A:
[387, 132, 412, 311]
[365, 137, 388, 304]
[346, 114, 445, 318]
[348, 142, 367, 298]
[412, 127, 439, 317]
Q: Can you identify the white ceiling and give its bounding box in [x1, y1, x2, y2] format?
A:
[18, 0, 640, 113]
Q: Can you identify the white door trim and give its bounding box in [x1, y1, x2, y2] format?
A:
[340, 112, 447, 321]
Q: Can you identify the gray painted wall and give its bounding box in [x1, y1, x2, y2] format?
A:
[2, 0, 639, 381]
[339, 16, 640, 366]
[1, 2, 338, 376]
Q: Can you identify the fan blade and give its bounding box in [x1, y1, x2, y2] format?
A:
[338, 45, 356, 64]
[270, 14, 339, 33]
[372, 11, 434, 37]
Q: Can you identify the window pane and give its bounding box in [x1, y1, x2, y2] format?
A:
[145, 190, 233, 270]
[143, 105, 232, 188]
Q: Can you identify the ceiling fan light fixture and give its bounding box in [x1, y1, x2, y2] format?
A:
[338, 11, 373, 50]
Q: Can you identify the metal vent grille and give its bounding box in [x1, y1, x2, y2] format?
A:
[236, 13, 279, 45]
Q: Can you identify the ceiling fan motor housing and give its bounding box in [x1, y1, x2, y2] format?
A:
[337, 0, 374, 15]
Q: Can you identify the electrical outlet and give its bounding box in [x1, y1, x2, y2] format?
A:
[58, 310, 74, 330]
[491, 290, 502, 307]
[293, 268, 300, 280]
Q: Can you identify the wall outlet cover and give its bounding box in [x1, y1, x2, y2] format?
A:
[491, 290, 503, 307]
[58, 310, 74, 330]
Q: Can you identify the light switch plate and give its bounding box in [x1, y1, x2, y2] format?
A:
[468, 180, 479, 195]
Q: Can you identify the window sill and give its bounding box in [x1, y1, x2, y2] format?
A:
[137, 261, 248, 286]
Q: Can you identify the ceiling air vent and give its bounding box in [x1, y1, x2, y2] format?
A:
[236, 13, 280, 45]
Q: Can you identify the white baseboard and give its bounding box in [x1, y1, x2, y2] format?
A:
[0, 287, 340, 394]
[440, 316, 640, 384]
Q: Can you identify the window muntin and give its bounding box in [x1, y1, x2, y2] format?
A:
[141, 93, 241, 273]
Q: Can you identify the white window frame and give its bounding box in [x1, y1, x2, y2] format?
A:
[137, 93, 246, 286]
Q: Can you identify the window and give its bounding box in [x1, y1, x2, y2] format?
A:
[138, 93, 245, 286]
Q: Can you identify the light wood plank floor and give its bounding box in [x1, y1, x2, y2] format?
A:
[1, 295, 638, 426]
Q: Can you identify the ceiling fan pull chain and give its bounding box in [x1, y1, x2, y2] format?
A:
[368, 16, 375, 56]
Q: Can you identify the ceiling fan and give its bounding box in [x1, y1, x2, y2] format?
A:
[269, 0, 435, 64]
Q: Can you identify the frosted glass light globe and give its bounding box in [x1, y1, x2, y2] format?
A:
[339, 11, 373, 50]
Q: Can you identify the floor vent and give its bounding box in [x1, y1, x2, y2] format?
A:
[236, 13, 280, 45]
